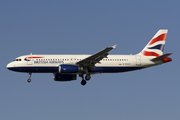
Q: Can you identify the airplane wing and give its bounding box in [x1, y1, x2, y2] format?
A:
[76, 45, 117, 69]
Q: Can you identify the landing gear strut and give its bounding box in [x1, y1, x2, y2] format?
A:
[79, 74, 86, 86]
[27, 73, 32, 83]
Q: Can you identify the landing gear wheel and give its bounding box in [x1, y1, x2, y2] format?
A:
[27, 79, 31, 83]
[81, 80, 86, 86]
[85, 75, 91, 81]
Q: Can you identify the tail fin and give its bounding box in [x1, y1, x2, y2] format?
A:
[138, 29, 168, 57]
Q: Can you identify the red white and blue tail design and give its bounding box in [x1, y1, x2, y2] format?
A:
[138, 29, 168, 57]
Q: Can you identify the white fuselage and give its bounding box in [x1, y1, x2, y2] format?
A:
[7, 54, 160, 74]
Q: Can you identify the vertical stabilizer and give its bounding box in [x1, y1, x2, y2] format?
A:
[138, 29, 168, 57]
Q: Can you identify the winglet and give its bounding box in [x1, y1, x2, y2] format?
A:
[112, 44, 117, 49]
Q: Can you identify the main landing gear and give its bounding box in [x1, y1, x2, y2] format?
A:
[80, 74, 91, 86]
[81, 79, 86, 86]
[27, 73, 32, 83]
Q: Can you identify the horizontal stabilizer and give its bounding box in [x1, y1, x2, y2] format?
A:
[151, 53, 172, 62]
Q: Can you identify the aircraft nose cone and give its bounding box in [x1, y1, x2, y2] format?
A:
[7, 63, 10, 69]
[7, 62, 14, 70]
[7, 62, 20, 72]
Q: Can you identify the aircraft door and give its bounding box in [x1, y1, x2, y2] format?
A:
[28, 60, 32, 65]
[27, 59, 32, 65]
[135, 56, 141, 65]
[27, 54, 33, 65]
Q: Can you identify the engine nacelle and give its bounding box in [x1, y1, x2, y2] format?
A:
[59, 64, 82, 73]
[54, 73, 77, 81]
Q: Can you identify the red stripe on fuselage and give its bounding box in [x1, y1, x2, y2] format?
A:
[25, 57, 44, 59]
[149, 33, 167, 45]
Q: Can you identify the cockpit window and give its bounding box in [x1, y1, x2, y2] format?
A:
[14, 59, 21, 61]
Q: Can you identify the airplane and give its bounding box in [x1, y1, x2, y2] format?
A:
[7, 29, 172, 85]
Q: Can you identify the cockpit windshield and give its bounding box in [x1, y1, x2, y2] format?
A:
[14, 59, 21, 61]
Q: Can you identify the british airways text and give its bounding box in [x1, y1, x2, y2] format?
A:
[34, 60, 64, 64]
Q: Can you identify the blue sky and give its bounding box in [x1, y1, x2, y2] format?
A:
[0, 0, 179, 120]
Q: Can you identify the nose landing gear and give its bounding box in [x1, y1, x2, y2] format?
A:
[27, 73, 32, 83]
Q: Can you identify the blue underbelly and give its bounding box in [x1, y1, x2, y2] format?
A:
[8, 66, 144, 73]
